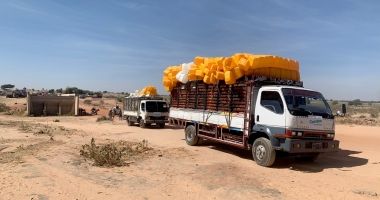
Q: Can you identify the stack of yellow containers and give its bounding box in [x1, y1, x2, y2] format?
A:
[162, 66, 182, 92]
[162, 53, 300, 92]
[139, 86, 158, 97]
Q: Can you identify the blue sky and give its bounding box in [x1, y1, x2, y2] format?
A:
[0, 0, 379, 100]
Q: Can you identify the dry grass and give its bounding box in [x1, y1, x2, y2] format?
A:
[83, 99, 92, 105]
[34, 125, 54, 136]
[0, 103, 10, 112]
[0, 140, 59, 164]
[370, 110, 379, 118]
[335, 117, 378, 126]
[0, 120, 76, 136]
[330, 101, 380, 126]
[80, 138, 153, 167]
[3, 108, 26, 116]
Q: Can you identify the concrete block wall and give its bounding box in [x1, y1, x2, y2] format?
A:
[27, 94, 79, 116]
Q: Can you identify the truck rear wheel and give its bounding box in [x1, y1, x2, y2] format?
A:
[252, 137, 276, 167]
[185, 125, 199, 146]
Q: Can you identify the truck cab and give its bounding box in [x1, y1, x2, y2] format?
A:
[123, 97, 169, 128]
[250, 86, 338, 166]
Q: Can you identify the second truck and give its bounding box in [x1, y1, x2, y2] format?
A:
[123, 87, 169, 128]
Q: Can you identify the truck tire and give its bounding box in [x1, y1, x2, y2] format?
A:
[127, 118, 133, 126]
[252, 137, 276, 167]
[139, 120, 146, 128]
[185, 125, 199, 146]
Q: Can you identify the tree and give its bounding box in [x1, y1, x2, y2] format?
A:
[65, 87, 80, 94]
[94, 92, 103, 98]
[48, 89, 55, 94]
[1, 84, 15, 90]
[56, 88, 63, 93]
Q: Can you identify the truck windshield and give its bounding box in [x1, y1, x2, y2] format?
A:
[146, 101, 168, 112]
[282, 88, 333, 119]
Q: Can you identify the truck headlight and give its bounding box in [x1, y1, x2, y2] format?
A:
[297, 132, 303, 137]
[292, 131, 297, 136]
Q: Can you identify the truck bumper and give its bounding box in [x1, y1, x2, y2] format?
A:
[145, 120, 168, 124]
[280, 139, 339, 153]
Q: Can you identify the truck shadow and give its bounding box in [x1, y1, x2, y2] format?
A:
[274, 149, 368, 173]
[164, 125, 184, 130]
[198, 141, 368, 173]
[198, 141, 252, 159]
[133, 124, 183, 130]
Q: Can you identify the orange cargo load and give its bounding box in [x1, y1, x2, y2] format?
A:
[162, 53, 300, 91]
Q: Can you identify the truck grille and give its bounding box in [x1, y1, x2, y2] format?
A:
[149, 116, 166, 120]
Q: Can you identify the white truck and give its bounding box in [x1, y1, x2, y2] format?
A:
[169, 77, 339, 167]
[123, 96, 169, 128]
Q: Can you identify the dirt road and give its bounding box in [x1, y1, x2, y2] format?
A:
[0, 115, 379, 200]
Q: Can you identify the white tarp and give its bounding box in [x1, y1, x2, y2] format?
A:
[175, 62, 193, 84]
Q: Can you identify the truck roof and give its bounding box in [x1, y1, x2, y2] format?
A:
[141, 100, 166, 102]
[261, 85, 318, 92]
[125, 96, 163, 100]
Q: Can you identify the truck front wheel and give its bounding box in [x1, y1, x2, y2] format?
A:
[139, 120, 146, 128]
[252, 137, 276, 167]
[185, 125, 199, 146]
[127, 118, 133, 126]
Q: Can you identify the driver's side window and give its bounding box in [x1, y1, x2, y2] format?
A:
[260, 91, 284, 114]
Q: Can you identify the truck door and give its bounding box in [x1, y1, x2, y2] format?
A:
[255, 89, 286, 134]
[140, 102, 146, 120]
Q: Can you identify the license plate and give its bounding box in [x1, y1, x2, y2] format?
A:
[313, 142, 322, 149]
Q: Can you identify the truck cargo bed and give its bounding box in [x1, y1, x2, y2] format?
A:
[170, 80, 250, 114]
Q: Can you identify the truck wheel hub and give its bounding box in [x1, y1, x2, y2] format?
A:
[256, 145, 266, 160]
[186, 131, 193, 141]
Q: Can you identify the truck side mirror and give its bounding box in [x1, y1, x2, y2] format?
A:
[342, 104, 346, 116]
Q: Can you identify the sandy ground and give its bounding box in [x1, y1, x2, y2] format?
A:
[0, 114, 379, 200]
